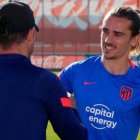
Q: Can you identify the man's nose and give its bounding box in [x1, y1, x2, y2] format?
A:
[104, 34, 113, 43]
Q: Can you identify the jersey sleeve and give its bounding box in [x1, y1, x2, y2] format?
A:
[59, 64, 75, 94]
[43, 72, 88, 140]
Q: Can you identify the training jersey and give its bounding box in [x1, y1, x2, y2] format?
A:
[59, 56, 140, 140]
[0, 54, 87, 140]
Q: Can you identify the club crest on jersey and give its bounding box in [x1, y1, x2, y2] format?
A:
[120, 86, 133, 101]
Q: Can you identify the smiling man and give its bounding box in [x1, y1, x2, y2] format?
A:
[59, 7, 140, 140]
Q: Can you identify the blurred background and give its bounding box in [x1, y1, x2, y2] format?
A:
[2, 0, 138, 70]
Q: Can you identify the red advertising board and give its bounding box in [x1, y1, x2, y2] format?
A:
[32, 0, 139, 55]
[31, 55, 84, 69]
[1, 0, 139, 69]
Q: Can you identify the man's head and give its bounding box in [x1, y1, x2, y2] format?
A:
[104, 7, 140, 37]
[0, 0, 39, 56]
[100, 7, 140, 60]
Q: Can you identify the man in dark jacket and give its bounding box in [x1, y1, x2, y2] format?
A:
[0, 1, 87, 140]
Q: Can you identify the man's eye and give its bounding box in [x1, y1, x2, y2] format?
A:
[102, 29, 109, 34]
[115, 33, 122, 37]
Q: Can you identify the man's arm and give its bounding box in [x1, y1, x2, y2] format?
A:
[46, 74, 88, 140]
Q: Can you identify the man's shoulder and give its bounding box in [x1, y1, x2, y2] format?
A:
[61, 55, 101, 77]
[29, 64, 58, 82]
[68, 55, 101, 69]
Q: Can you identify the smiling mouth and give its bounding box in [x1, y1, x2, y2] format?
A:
[105, 45, 115, 50]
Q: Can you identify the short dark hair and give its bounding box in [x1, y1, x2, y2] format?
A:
[108, 7, 140, 37]
[0, 30, 30, 49]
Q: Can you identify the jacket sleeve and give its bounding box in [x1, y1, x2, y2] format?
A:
[45, 73, 88, 140]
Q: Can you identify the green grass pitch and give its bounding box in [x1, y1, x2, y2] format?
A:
[47, 122, 60, 140]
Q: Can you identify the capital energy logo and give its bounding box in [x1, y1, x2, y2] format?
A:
[85, 104, 117, 130]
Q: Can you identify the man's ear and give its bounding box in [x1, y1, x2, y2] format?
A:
[130, 35, 140, 51]
[27, 28, 34, 45]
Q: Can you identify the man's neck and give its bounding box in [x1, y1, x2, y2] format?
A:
[102, 58, 130, 75]
[0, 43, 28, 58]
